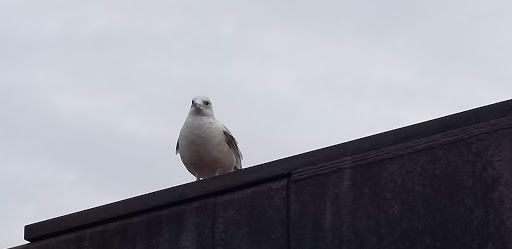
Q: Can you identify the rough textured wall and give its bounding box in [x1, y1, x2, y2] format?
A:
[290, 120, 512, 249]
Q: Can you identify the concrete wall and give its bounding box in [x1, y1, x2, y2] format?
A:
[10, 99, 512, 249]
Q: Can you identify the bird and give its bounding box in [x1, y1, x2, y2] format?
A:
[176, 96, 243, 181]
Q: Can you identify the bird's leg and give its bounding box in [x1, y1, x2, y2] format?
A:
[215, 169, 220, 176]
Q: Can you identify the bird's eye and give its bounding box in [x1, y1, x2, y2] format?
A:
[204, 100, 210, 106]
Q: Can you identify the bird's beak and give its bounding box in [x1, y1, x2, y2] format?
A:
[192, 101, 198, 108]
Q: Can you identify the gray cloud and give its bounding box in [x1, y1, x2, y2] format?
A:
[1, 0, 511, 247]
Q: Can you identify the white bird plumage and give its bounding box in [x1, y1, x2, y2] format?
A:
[176, 96, 243, 181]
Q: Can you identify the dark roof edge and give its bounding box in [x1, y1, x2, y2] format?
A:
[24, 99, 512, 242]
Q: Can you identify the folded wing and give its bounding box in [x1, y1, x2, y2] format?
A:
[222, 126, 243, 170]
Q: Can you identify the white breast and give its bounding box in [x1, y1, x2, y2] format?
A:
[178, 116, 236, 178]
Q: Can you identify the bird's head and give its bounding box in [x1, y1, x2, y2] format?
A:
[189, 96, 215, 117]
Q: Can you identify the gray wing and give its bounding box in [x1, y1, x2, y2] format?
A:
[175, 139, 179, 155]
[222, 125, 243, 170]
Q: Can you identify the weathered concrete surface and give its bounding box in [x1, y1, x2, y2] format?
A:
[9, 99, 512, 249]
[290, 123, 512, 249]
[16, 198, 215, 249]
[215, 179, 287, 249]
[14, 180, 288, 249]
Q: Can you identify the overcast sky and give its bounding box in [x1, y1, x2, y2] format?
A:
[1, 0, 511, 247]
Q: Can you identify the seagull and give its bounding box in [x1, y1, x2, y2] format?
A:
[176, 96, 243, 181]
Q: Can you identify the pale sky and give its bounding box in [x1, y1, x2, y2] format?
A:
[1, 0, 512, 248]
